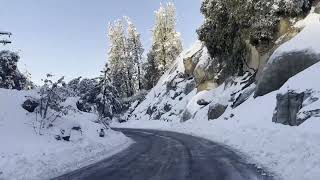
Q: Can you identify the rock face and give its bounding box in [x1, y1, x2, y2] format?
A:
[183, 41, 204, 76]
[255, 52, 320, 97]
[208, 104, 227, 120]
[22, 99, 39, 113]
[182, 42, 221, 92]
[231, 84, 256, 108]
[272, 91, 304, 126]
[193, 48, 221, 92]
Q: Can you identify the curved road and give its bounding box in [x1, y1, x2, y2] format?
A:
[54, 128, 273, 180]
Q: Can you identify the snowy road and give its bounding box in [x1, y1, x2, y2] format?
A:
[53, 129, 273, 180]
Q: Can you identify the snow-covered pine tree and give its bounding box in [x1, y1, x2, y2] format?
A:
[96, 66, 122, 128]
[108, 18, 138, 98]
[143, 50, 160, 90]
[67, 76, 82, 96]
[126, 17, 144, 91]
[152, 2, 182, 74]
[76, 64, 122, 122]
[0, 50, 28, 90]
[108, 17, 145, 97]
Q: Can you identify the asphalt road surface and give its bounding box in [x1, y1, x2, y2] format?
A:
[53, 128, 274, 180]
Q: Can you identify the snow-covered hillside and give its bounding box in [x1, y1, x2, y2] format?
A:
[0, 88, 132, 180]
[114, 9, 320, 180]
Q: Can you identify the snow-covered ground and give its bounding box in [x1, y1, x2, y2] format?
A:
[0, 88, 132, 180]
[114, 10, 320, 180]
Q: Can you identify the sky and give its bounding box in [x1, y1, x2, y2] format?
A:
[0, 0, 203, 84]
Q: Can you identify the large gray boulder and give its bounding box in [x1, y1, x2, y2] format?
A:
[255, 51, 320, 97]
[272, 91, 304, 126]
[208, 104, 227, 120]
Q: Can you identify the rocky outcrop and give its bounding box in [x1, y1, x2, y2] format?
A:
[255, 51, 320, 97]
[272, 91, 304, 126]
[273, 90, 320, 126]
[208, 104, 227, 120]
[183, 41, 204, 76]
[231, 84, 256, 108]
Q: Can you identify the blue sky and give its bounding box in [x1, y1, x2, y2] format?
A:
[0, 0, 203, 83]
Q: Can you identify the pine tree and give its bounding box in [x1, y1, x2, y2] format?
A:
[108, 18, 130, 97]
[107, 17, 145, 97]
[143, 50, 160, 90]
[152, 2, 182, 74]
[126, 17, 144, 91]
[0, 50, 28, 90]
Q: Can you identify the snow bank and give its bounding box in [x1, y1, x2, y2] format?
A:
[0, 88, 132, 180]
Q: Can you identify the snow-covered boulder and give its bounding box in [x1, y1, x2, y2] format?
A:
[208, 103, 227, 120]
[255, 51, 320, 97]
[22, 99, 39, 112]
[255, 11, 320, 97]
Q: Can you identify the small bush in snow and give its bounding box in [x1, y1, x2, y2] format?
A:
[34, 75, 75, 134]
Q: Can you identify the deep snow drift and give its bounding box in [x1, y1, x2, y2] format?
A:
[114, 10, 320, 180]
[0, 88, 132, 180]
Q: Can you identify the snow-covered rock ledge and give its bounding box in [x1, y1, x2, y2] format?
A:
[0, 88, 133, 180]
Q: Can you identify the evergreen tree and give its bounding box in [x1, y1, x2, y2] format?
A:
[0, 50, 28, 90]
[107, 17, 145, 97]
[126, 18, 144, 91]
[108, 18, 130, 97]
[143, 50, 160, 90]
[152, 2, 182, 74]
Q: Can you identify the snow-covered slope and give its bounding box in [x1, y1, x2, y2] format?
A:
[114, 9, 320, 180]
[0, 88, 132, 180]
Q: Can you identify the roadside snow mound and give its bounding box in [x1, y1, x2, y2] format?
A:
[0, 88, 132, 180]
